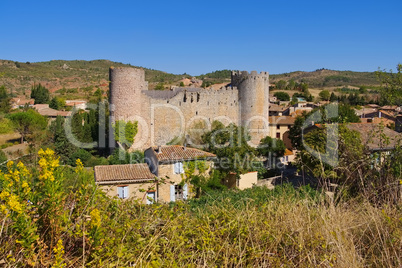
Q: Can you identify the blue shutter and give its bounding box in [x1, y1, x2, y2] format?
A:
[183, 184, 188, 200]
[170, 185, 175, 202]
[124, 186, 129, 199]
[117, 187, 123, 198]
[179, 162, 184, 174]
[174, 163, 179, 174]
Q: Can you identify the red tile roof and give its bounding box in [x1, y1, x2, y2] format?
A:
[94, 163, 156, 184]
[269, 116, 295, 125]
[346, 123, 401, 151]
[149, 145, 216, 162]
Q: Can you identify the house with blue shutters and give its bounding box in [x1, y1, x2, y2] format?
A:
[95, 145, 216, 204]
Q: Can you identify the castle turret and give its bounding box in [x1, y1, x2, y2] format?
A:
[109, 67, 148, 122]
[231, 70, 269, 145]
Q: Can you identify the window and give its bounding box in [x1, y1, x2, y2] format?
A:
[276, 133, 280, 139]
[146, 191, 156, 204]
[276, 125, 280, 130]
[175, 185, 183, 200]
[117, 186, 129, 199]
[288, 125, 291, 129]
[170, 184, 188, 202]
[174, 162, 184, 174]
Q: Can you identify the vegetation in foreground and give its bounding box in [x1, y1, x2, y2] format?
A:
[0, 149, 401, 267]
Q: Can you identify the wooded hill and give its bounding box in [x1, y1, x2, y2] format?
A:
[0, 59, 381, 97]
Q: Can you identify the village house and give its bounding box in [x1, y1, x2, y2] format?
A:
[33, 104, 71, 119]
[95, 145, 216, 204]
[268, 116, 295, 149]
[144, 145, 216, 202]
[95, 163, 157, 204]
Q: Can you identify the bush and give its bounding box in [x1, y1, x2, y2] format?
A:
[274, 91, 290, 101]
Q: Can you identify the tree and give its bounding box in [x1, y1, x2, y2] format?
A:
[329, 92, 337, 102]
[155, 83, 165, 90]
[49, 116, 76, 164]
[7, 109, 48, 143]
[275, 80, 287, 90]
[113, 120, 138, 150]
[49, 97, 66, 110]
[257, 136, 286, 158]
[274, 91, 290, 101]
[0, 85, 11, 113]
[375, 64, 402, 106]
[319, 90, 330, 101]
[287, 79, 296, 90]
[31, 84, 50, 104]
[202, 123, 256, 174]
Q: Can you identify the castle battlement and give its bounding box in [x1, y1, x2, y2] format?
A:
[110, 67, 269, 149]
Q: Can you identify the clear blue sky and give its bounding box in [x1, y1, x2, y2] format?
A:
[1, 0, 401, 75]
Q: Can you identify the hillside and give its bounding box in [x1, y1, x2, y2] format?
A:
[0, 60, 382, 99]
[0, 59, 188, 96]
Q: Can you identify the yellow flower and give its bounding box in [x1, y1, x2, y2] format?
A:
[75, 159, 84, 174]
[90, 208, 101, 228]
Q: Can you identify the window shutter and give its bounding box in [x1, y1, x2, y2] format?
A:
[174, 162, 179, 174]
[117, 187, 123, 198]
[170, 185, 176, 202]
[183, 183, 188, 200]
[179, 162, 184, 174]
[124, 186, 129, 199]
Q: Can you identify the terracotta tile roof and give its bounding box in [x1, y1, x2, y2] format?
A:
[284, 149, 293, 156]
[346, 123, 401, 151]
[269, 116, 295, 125]
[33, 104, 71, 117]
[269, 104, 287, 112]
[94, 163, 155, 184]
[149, 145, 216, 162]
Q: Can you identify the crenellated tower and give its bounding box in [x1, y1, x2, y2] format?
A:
[231, 70, 270, 145]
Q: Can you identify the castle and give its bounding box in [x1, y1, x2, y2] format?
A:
[109, 67, 270, 149]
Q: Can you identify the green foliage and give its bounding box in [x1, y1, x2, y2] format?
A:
[30, 83, 50, 104]
[274, 91, 290, 101]
[275, 80, 287, 90]
[113, 120, 138, 149]
[49, 97, 66, 110]
[375, 64, 402, 106]
[202, 123, 256, 174]
[7, 109, 48, 143]
[49, 116, 76, 164]
[108, 148, 144, 165]
[257, 136, 286, 158]
[319, 90, 330, 101]
[0, 117, 15, 134]
[0, 85, 11, 113]
[330, 92, 337, 102]
[154, 83, 165, 90]
[179, 81, 185, 87]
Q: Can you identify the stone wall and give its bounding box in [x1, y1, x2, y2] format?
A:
[109, 67, 270, 149]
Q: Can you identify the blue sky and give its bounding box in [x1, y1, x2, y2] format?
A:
[1, 0, 401, 75]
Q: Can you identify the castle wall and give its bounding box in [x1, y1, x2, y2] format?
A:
[139, 87, 240, 148]
[109, 67, 270, 150]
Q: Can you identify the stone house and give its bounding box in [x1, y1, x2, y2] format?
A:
[268, 116, 295, 149]
[144, 145, 216, 202]
[94, 163, 157, 204]
[95, 145, 216, 204]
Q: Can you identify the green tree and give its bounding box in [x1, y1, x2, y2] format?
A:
[275, 80, 287, 90]
[329, 92, 337, 102]
[202, 123, 256, 174]
[274, 91, 290, 101]
[49, 116, 76, 164]
[375, 64, 402, 105]
[7, 109, 48, 143]
[287, 79, 296, 90]
[257, 136, 286, 158]
[49, 97, 66, 110]
[155, 83, 165, 90]
[319, 90, 330, 101]
[113, 120, 138, 150]
[31, 84, 50, 104]
[0, 85, 11, 113]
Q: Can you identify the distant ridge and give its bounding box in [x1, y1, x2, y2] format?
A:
[0, 59, 381, 96]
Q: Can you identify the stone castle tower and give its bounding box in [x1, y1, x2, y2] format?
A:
[109, 67, 269, 149]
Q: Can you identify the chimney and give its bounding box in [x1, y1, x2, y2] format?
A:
[157, 145, 161, 154]
[379, 111, 382, 118]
